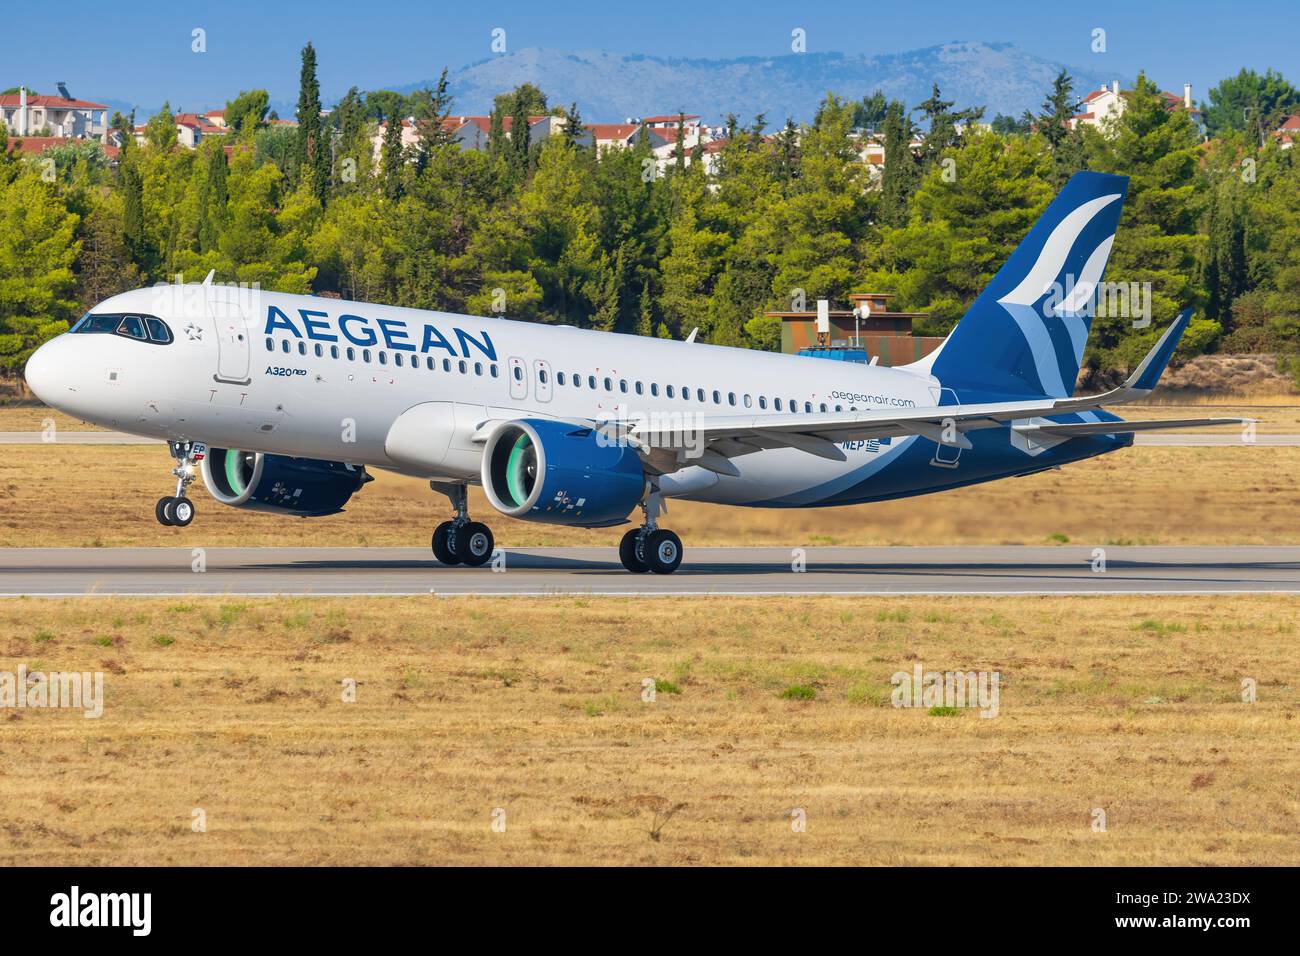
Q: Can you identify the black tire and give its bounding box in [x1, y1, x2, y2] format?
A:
[644, 529, 683, 574]
[455, 522, 495, 567]
[619, 528, 648, 573]
[170, 497, 195, 527]
[432, 521, 460, 565]
[155, 496, 175, 526]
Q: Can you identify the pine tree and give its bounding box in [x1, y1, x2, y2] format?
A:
[879, 100, 916, 227]
[197, 141, 228, 253]
[1036, 69, 1086, 186]
[296, 41, 329, 202]
[381, 110, 404, 201]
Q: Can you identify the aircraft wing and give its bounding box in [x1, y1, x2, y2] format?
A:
[625, 312, 1250, 474]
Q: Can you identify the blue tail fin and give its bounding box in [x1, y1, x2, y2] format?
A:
[927, 171, 1129, 399]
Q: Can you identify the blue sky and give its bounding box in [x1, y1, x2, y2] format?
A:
[7, 0, 1297, 115]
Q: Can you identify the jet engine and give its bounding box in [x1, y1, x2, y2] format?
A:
[200, 448, 370, 517]
[481, 419, 645, 528]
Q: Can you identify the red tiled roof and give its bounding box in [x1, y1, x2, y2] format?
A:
[0, 93, 108, 110]
[1276, 114, 1300, 131]
[4, 135, 118, 159]
[586, 123, 639, 141]
[642, 114, 700, 124]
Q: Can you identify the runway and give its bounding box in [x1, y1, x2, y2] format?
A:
[1, 546, 1297, 596]
[2, 431, 1296, 446]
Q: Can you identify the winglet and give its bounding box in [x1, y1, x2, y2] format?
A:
[1123, 309, 1192, 394]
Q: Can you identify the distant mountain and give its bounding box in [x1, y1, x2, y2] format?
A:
[376, 41, 1121, 124]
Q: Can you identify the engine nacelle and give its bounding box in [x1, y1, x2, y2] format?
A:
[481, 419, 645, 528]
[201, 448, 370, 517]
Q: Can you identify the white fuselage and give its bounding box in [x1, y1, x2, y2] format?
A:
[26, 284, 942, 507]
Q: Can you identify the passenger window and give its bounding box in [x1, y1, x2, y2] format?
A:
[539, 368, 548, 384]
[378, 351, 387, 365]
[573, 375, 582, 389]
[727, 392, 736, 406]
[557, 372, 566, 386]
[712, 390, 721, 404]
[490, 364, 499, 377]
[394, 352, 403, 366]
[316, 343, 325, 358]
[443, 359, 452, 372]
[650, 383, 658, 397]
[347, 347, 355, 361]
[426, 357, 434, 370]
[604, 377, 612, 391]
[513, 365, 523, 381]
[619, 379, 627, 393]
[362, 349, 371, 363]
[588, 375, 596, 389]
[265, 337, 274, 351]
[145, 317, 173, 344]
[298, 341, 307, 356]
[635, 381, 643, 395]
[331, 345, 339, 359]
[819, 403, 828, 412]
[282, 340, 290, 354]
[758, 396, 766, 409]
[775, 398, 783, 411]
[804, 402, 812, 413]
[666, 385, 674, 398]
[697, 388, 705, 402]
[458, 360, 467, 373]
[475, 362, 483, 376]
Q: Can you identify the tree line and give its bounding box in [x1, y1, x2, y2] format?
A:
[2, 46, 1298, 385]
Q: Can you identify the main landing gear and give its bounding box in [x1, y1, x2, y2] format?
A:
[618, 489, 683, 574]
[429, 481, 495, 567]
[156, 440, 204, 527]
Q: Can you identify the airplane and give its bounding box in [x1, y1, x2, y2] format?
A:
[24, 171, 1245, 574]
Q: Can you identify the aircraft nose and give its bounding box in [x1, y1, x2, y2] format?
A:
[23, 337, 68, 407]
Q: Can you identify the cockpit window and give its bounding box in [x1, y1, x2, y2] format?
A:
[118, 316, 147, 340]
[145, 317, 173, 344]
[71, 313, 174, 345]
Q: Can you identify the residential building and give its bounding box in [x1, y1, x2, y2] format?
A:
[1272, 114, 1300, 149]
[1070, 81, 1206, 138]
[0, 86, 109, 141]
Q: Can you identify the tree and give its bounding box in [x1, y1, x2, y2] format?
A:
[196, 139, 229, 253]
[865, 133, 1054, 332]
[879, 99, 917, 227]
[853, 90, 888, 131]
[224, 89, 270, 136]
[74, 192, 140, 310]
[0, 170, 81, 376]
[145, 102, 177, 151]
[295, 41, 329, 202]
[1085, 72, 1210, 366]
[1202, 68, 1300, 141]
[413, 69, 456, 160]
[380, 109, 405, 201]
[1035, 69, 1086, 186]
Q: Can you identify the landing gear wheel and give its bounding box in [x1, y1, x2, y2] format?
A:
[619, 528, 648, 573]
[432, 521, 461, 565]
[644, 529, 683, 575]
[454, 521, 495, 567]
[155, 496, 175, 526]
[168, 498, 195, 527]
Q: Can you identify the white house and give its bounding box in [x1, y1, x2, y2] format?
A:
[0, 86, 109, 141]
[1071, 81, 1206, 138]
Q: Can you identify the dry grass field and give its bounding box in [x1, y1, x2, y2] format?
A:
[0, 595, 1294, 866]
[2, 441, 1298, 548]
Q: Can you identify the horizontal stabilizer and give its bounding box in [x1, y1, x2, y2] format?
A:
[1013, 417, 1250, 439]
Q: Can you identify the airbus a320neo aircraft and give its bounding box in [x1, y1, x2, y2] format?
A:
[26, 171, 1241, 574]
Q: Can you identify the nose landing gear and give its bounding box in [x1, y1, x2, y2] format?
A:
[156, 440, 204, 527]
[618, 489, 682, 574]
[430, 481, 495, 567]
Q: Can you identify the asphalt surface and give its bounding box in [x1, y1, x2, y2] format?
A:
[1, 546, 1296, 596]
[2, 431, 1296, 446]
